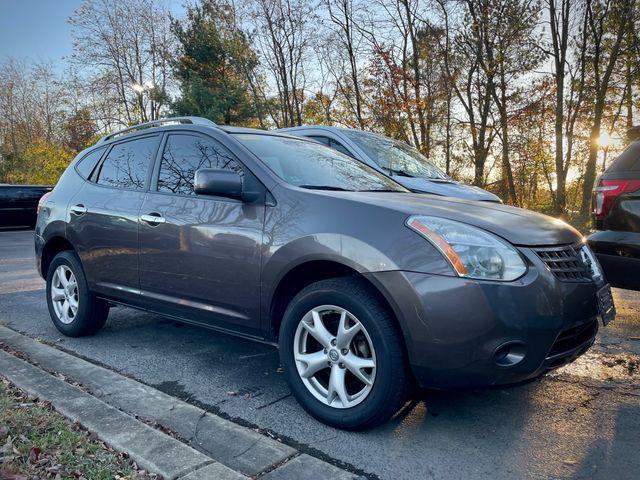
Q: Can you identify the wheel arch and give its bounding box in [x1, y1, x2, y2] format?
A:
[266, 259, 403, 348]
[41, 236, 77, 278]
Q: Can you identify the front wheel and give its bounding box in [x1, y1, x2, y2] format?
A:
[279, 278, 409, 430]
[46, 251, 109, 337]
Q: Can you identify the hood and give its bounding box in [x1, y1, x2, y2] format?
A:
[392, 176, 502, 202]
[340, 191, 582, 246]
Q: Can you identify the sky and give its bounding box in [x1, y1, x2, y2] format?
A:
[0, 0, 184, 69]
[0, 0, 83, 66]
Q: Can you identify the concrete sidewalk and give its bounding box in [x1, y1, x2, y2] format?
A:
[0, 325, 359, 480]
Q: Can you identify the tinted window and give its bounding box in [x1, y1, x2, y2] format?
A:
[307, 136, 353, 157]
[233, 134, 407, 192]
[342, 130, 449, 180]
[308, 135, 330, 146]
[329, 139, 353, 157]
[96, 136, 159, 189]
[607, 142, 640, 173]
[157, 134, 243, 195]
[76, 147, 106, 179]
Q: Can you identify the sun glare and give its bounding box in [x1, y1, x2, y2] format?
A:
[597, 132, 614, 147]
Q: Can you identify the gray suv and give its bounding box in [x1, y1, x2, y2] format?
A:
[36, 117, 615, 430]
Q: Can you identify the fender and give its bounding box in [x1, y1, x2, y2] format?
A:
[260, 233, 399, 331]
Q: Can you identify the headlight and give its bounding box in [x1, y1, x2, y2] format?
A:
[406, 215, 527, 281]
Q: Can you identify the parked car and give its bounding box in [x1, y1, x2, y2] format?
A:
[0, 184, 53, 229]
[587, 136, 640, 290]
[279, 125, 501, 202]
[36, 117, 614, 430]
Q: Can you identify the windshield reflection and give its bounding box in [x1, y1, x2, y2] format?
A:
[233, 134, 408, 193]
[342, 130, 450, 180]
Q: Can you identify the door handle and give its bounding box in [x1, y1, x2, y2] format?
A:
[70, 204, 87, 215]
[140, 213, 166, 225]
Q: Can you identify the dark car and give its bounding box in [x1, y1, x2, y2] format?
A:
[36, 117, 614, 430]
[587, 136, 640, 290]
[0, 184, 52, 229]
[279, 125, 501, 202]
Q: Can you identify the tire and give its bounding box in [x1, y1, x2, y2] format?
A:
[279, 277, 409, 430]
[46, 251, 109, 337]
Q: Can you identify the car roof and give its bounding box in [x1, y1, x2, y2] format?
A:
[278, 125, 392, 139]
[92, 117, 311, 150]
[218, 125, 272, 134]
[217, 125, 311, 140]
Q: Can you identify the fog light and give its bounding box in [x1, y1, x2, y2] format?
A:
[493, 342, 526, 367]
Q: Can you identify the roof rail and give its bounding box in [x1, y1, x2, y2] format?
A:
[98, 116, 217, 143]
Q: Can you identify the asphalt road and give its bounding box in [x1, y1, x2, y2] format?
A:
[1, 229, 639, 479]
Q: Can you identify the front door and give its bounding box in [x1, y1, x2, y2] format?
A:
[67, 135, 160, 300]
[138, 132, 265, 334]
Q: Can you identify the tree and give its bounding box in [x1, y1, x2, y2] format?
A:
[69, 0, 174, 125]
[249, 0, 316, 127]
[324, 0, 367, 128]
[470, 0, 543, 205]
[442, 1, 498, 187]
[579, 0, 636, 219]
[171, 0, 264, 126]
[544, 0, 590, 215]
[64, 108, 97, 152]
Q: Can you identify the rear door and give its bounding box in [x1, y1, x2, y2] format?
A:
[138, 132, 265, 335]
[66, 135, 160, 299]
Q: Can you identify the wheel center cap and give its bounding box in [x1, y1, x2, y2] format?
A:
[328, 349, 340, 362]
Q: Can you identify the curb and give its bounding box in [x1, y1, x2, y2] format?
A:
[0, 325, 360, 479]
[0, 349, 240, 480]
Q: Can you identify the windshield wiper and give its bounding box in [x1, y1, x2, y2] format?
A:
[298, 185, 353, 191]
[385, 167, 415, 178]
[358, 189, 405, 192]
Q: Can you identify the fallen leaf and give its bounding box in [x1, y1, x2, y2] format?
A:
[0, 469, 28, 480]
[28, 447, 40, 464]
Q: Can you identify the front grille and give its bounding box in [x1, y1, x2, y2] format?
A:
[534, 244, 592, 282]
[547, 319, 598, 359]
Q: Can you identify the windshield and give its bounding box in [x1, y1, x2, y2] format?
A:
[342, 130, 450, 180]
[233, 133, 408, 192]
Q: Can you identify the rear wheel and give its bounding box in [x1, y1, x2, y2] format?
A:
[279, 277, 409, 430]
[46, 251, 109, 337]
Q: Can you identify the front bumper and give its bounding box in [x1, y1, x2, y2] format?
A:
[365, 248, 603, 389]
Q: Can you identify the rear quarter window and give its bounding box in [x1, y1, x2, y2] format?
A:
[75, 147, 106, 179]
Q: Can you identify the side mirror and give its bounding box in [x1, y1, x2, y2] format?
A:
[194, 169, 243, 200]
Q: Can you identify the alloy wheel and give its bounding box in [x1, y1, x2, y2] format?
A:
[293, 305, 376, 409]
[50, 265, 79, 325]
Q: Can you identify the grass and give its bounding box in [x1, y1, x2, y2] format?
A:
[0, 379, 154, 480]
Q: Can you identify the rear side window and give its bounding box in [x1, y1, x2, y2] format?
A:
[76, 147, 106, 179]
[307, 135, 353, 157]
[607, 142, 640, 173]
[96, 136, 159, 189]
[157, 134, 243, 195]
[308, 135, 330, 146]
[330, 139, 353, 157]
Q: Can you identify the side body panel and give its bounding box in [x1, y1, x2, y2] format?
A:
[138, 191, 265, 334]
[66, 181, 146, 298]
